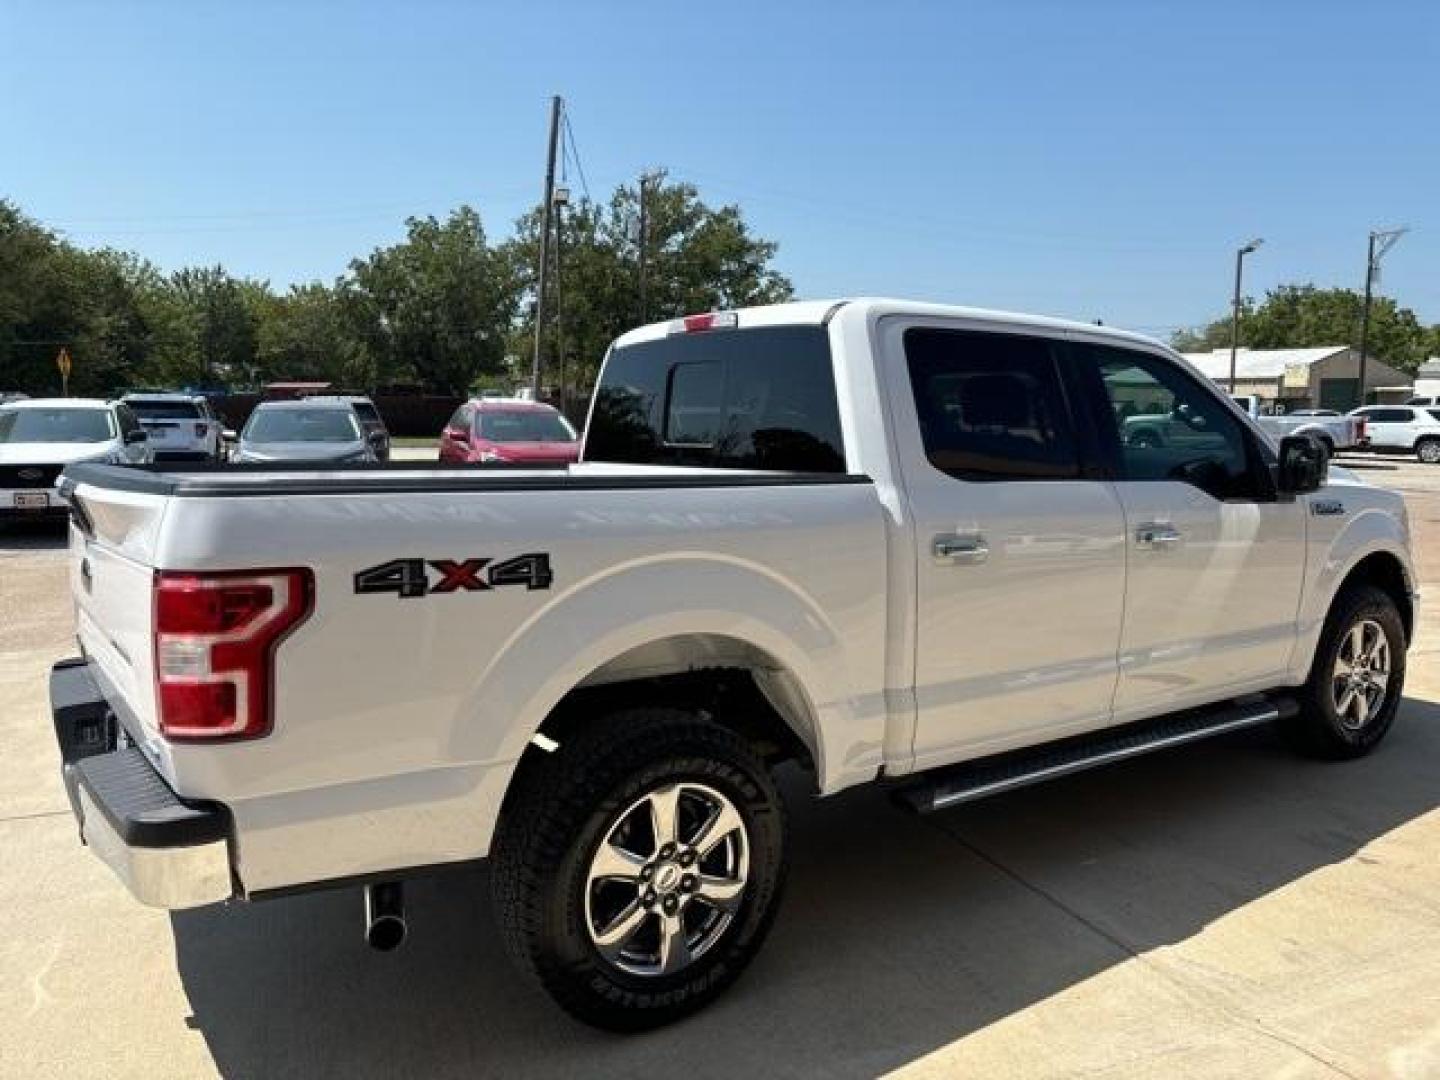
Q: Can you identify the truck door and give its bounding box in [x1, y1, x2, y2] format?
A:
[879, 320, 1127, 771]
[1070, 342, 1306, 720]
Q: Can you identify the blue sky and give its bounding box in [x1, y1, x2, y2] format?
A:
[4, 0, 1437, 338]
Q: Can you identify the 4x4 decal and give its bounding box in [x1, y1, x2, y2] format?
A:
[354, 554, 553, 598]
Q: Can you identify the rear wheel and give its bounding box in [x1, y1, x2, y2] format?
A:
[1281, 585, 1405, 759]
[490, 709, 787, 1030]
[1416, 437, 1440, 464]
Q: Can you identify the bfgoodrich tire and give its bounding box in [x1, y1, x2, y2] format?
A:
[490, 709, 787, 1030]
[1281, 585, 1406, 759]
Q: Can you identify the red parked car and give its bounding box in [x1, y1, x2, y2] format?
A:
[438, 399, 581, 465]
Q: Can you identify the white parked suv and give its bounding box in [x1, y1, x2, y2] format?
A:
[0, 398, 151, 519]
[51, 300, 1415, 1029]
[121, 393, 223, 462]
[1348, 405, 1440, 463]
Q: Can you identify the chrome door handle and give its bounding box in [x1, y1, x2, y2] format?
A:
[1135, 524, 1182, 550]
[933, 533, 989, 565]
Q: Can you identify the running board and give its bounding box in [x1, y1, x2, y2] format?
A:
[895, 696, 1298, 814]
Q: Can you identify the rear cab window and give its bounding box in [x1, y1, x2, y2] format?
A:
[585, 325, 846, 472]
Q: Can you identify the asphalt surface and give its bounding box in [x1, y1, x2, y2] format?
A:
[2, 453, 1438, 1079]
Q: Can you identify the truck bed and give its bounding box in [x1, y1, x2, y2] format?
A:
[60, 459, 889, 893]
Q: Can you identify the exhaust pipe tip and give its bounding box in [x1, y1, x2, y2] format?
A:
[366, 913, 407, 952]
[364, 881, 406, 952]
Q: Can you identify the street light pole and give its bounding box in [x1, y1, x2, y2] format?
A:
[1228, 238, 1263, 393]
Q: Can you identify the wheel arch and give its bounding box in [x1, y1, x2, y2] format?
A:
[1290, 508, 1416, 684]
[454, 554, 886, 856]
[1337, 550, 1414, 643]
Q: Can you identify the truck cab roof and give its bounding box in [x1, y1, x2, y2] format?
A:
[611, 297, 1169, 354]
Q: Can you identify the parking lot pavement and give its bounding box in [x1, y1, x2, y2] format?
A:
[3, 461, 1439, 1079]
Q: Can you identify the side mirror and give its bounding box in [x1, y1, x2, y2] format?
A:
[447, 427, 469, 443]
[124, 429, 148, 445]
[368, 431, 387, 448]
[1278, 433, 1327, 495]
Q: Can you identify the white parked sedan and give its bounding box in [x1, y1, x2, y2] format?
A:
[0, 398, 152, 518]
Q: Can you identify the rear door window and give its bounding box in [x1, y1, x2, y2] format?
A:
[1364, 408, 1412, 423]
[902, 328, 1080, 481]
[587, 325, 846, 472]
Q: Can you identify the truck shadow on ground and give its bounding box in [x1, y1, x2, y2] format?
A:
[172, 697, 1440, 1080]
[0, 519, 68, 551]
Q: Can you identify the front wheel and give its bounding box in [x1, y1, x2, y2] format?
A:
[1280, 585, 1406, 759]
[1416, 437, 1440, 464]
[490, 709, 787, 1030]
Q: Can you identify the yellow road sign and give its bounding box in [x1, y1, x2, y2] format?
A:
[57, 348, 72, 378]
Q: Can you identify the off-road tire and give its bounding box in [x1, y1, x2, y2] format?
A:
[1280, 585, 1406, 759]
[490, 709, 787, 1030]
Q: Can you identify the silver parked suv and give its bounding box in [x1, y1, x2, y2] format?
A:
[121, 393, 222, 462]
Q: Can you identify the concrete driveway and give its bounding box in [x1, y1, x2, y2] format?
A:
[2, 456, 1438, 1078]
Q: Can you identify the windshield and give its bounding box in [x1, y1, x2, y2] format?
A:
[244, 408, 360, 443]
[0, 407, 114, 444]
[128, 399, 202, 420]
[476, 410, 577, 443]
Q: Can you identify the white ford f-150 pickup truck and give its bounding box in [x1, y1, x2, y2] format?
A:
[51, 299, 1415, 1030]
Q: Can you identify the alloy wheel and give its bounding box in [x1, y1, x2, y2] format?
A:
[583, 781, 749, 977]
[1332, 618, 1391, 731]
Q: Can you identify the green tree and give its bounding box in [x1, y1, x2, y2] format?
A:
[504, 179, 794, 404]
[346, 207, 516, 394]
[257, 282, 376, 387]
[1173, 285, 1432, 374]
[0, 202, 156, 395]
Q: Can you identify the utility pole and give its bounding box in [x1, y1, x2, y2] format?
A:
[531, 95, 562, 399]
[1357, 226, 1409, 408]
[637, 169, 665, 323]
[1227, 238, 1263, 392]
[637, 173, 650, 324]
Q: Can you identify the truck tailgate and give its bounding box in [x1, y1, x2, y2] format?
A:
[65, 478, 170, 742]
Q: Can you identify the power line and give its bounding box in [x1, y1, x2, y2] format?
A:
[561, 110, 592, 203]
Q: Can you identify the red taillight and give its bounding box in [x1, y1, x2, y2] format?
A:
[1356, 417, 1368, 440]
[153, 569, 313, 741]
[194, 422, 208, 438]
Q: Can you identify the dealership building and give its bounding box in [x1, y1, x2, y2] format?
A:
[1180, 346, 1412, 411]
